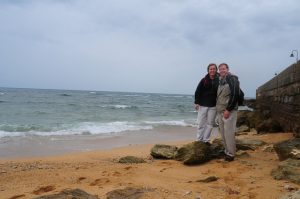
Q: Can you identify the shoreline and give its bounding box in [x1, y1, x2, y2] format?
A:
[0, 126, 201, 159]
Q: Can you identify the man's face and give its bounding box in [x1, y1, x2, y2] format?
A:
[219, 65, 228, 78]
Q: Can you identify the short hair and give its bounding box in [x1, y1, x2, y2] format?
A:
[207, 63, 217, 72]
[218, 63, 229, 69]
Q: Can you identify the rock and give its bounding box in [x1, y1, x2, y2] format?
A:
[284, 184, 297, 191]
[106, 187, 144, 199]
[236, 125, 250, 135]
[150, 144, 178, 159]
[236, 151, 250, 158]
[278, 190, 300, 199]
[271, 159, 300, 184]
[118, 156, 146, 164]
[209, 139, 225, 159]
[175, 141, 211, 165]
[196, 176, 218, 183]
[262, 145, 274, 152]
[274, 139, 300, 161]
[237, 111, 252, 127]
[256, 118, 282, 134]
[33, 189, 98, 199]
[236, 139, 266, 151]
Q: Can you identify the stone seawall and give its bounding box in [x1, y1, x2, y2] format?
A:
[256, 61, 300, 137]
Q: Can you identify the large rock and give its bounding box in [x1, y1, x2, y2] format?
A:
[236, 139, 267, 150]
[175, 141, 211, 165]
[271, 159, 300, 184]
[33, 189, 98, 199]
[118, 156, 146, 164]
[150, 144, 178, 159]
[236, 125, 250, 135]
[278, 190, 300, 199]
[274, 139, 300, 161]
[256, 118, 282, 134]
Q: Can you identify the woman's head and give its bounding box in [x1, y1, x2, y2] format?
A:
[207, 63, 217, 77]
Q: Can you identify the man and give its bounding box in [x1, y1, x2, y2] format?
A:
[216, 63, 240, 161]
[194, 63, 219, 145]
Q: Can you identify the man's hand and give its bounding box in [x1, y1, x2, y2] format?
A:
[194, 104, 200, 111]
[223, 110, 230, 119]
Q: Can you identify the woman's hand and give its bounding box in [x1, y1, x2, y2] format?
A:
[194, 104, 200, 111]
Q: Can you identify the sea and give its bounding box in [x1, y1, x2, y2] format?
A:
[0, 87, 197, 139]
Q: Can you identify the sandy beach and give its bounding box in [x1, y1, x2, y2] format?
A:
[0, 127, 299, 199]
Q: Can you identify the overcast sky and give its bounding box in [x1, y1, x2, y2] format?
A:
[1, 0, 299, 97]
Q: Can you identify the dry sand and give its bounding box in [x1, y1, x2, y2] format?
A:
[0, 131, 299, 199]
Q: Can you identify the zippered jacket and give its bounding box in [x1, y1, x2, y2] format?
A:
[216, 74, 240, 112]
[194, 74, 219, 107]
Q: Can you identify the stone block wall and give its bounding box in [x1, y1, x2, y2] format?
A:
[256, 61, 300, 137]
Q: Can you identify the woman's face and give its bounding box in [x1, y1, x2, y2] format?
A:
[218, 65, 228, 78]
[208, 65, 217, 77]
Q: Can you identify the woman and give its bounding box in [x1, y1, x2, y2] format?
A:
[194, 63, 219, 145]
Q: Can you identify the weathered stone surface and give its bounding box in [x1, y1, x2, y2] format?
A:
[33, 189, 98, 199]
[150, 144, 178, 159]
[106, 187, 145, 199]
[256, 118, 282, 134]
[256, 62, 300, 137]
[236, 139, 267, 151]
[175, 141, 211, 165]
[118, 156, 146, 164]
[274, 139, 300, 161]
[278, 190, 300, 199]
[237, 111, 253, 127]
[271, 159, 300, 184]
[236, 125, 250, 135]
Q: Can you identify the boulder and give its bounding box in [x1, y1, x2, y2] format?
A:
[236, 125, 250, 135]
[33, 189, 98, 199]
[150, 144, 178, 159]
[118, 156, 146, 164]
[236, 139, 267, 151]
[175, 141, 211, 165]
[256, 118, 282, 134]
[274, 139, 300, 161]
[271, 159, 300, 184]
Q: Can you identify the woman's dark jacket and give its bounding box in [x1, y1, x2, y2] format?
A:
[194, 74, 219, 107]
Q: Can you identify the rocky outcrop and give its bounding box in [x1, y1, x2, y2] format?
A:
[33, 189, 98, 199]
[175, 141, 211, 165]
[274, 138, 300, 161]
[236, 139, 266, 150]
[150, 144, 178, 159]
[271, 159, 300, 184]
[150, 138, 266, 165]
[256, 118, 282, 133]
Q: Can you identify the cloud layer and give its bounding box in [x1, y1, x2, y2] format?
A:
[1, 0, 300, 96]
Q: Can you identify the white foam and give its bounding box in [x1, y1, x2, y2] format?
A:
[0, 122, 153, 138]
[144, 120, 190, 126]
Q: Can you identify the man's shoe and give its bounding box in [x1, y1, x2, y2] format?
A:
[224, 155, 234, 162]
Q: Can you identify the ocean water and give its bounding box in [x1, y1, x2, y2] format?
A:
[0, 88, 197, 138]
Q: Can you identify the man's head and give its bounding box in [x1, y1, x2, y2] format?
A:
[218, 63, 229, 78]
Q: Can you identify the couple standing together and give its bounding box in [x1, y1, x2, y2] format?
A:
[194, 63, 240, 162]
